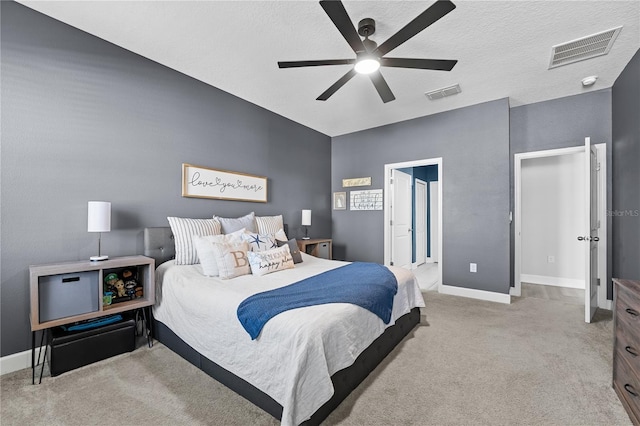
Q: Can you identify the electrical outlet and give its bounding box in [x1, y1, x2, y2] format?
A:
[470, 263, 477, 273]
[547, 256, 555, 263]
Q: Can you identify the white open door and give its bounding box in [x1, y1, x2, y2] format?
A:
[391, 169, 412, 269]
[415, 179, 427, 266]
[583, 137, 599, 323]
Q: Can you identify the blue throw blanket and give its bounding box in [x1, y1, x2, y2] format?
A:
[237, 262, 398, 340]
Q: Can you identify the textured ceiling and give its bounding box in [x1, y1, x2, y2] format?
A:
[18, 1, 640, 137]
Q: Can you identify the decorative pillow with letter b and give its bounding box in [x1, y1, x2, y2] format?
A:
[193, 228, 246, 276]
[248, 245, 294, 277]
[211, 241, 251, 279]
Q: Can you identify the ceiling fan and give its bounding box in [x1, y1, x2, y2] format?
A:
[277, 0, 458, 103]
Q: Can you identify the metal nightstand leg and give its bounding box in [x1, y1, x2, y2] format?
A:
[32, 329, 48, 385]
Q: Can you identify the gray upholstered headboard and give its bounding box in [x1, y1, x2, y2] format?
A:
[144, 227, 175, 267]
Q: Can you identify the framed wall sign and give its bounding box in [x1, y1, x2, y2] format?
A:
[342, 177, 371, 187]
[182, 163, 267, 203]
[350, 189, 383, 211]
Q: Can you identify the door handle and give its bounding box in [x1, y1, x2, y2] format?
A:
[592, 236, 599, 242]
[577, 236, 585, 241]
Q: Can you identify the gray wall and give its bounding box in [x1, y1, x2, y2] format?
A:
[332, 99, 511, 294]
[0, 2, 331, 356]
[509, 90, 613, 297]
[612, 49, 640, 280]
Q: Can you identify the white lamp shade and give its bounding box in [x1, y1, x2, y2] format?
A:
[87, 201, 111, 233]
[301, 209, 312, 226]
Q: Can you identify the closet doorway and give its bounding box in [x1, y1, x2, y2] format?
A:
[514, 141, 609, 321]
[384, 158, 442, 292]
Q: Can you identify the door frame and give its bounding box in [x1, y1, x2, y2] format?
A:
[513, 144, 608, 310]
[414, 178, 428, 266]
[428, 181, 439, 263]
[384, 158, 443, 291]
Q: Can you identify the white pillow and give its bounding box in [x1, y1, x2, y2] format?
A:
[241, 231, 278, 252]
[248, 245, 294, 277]
[193, 228, 246, 276]
[167, 217, 221, 265]
[211, 241, 251, 280]
[214, 212, 256, 234]
[255, 215, 285, 236]
[274, 228, 288, 242]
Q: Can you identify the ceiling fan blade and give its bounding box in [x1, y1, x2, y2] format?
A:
[375, 0, 456, 57]
[320, 0, 366, 53]
[369, 70, 396, 103]
[278, 59, 355, 68]
[317, 68, 357, 101]
[380, 58, 457, 71]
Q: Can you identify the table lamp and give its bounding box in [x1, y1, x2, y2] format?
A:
[301, 209, 311, 240]
[88, 201, 111, 261]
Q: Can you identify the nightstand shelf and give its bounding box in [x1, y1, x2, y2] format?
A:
[30, 255, 155, 331]
[297, 238, 332, 260]
[29, 255, 155, 384]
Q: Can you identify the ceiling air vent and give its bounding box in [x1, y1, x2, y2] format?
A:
[425, 84, 461, 100]
[549, 26, 622, 69]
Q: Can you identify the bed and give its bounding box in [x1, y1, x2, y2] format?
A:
[144, 226, 424, 425]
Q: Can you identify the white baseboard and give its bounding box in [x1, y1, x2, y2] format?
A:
[439, 284, 511, 304]
[1, 346, 44, 376]
[521, 274, 584, 289]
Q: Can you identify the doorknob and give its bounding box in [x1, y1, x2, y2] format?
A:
[577, 236, 585, 241]
[592, 236, 600, 242]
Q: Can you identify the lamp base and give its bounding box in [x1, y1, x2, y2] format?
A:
[90, 255, 109, 262]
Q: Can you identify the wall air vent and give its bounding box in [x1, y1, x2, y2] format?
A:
[425, 84, 461, 101]
[549, 26, 622, 69]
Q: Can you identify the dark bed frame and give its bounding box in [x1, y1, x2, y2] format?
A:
[144, 227, 420, 425]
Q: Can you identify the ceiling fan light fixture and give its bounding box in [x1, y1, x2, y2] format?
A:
[354, 57, 380, 74]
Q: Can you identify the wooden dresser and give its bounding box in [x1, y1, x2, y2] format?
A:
[613, 278, 640, 425]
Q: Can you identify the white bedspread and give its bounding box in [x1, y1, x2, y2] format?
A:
[152, 253, 424, 426]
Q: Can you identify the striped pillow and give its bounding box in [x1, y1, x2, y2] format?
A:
[167, 217, 221, 265]
[256, 215, 284, 236]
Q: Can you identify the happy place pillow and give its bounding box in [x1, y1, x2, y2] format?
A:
[211, 241, 251, 280]
[247, 245, 294, 277]
[193, 228, 246, 276]
[167, 217, 222, 265]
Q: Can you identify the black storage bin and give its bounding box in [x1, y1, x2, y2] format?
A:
[48, 317, 136, 376]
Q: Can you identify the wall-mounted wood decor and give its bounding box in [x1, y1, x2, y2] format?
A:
[342, 177, 371, 187]
[182, 163, 267, 203]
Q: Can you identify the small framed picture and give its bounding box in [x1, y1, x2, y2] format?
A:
[333, 192, 347, 210]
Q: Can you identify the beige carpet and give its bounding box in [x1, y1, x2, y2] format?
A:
[0, 292, 632, 425]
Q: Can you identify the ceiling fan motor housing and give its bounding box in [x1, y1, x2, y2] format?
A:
[358, 18, 376, 37]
